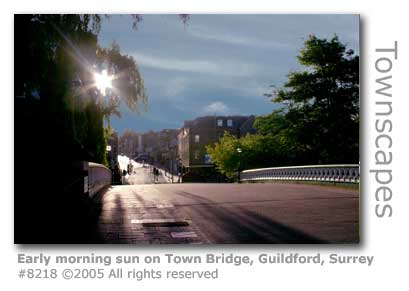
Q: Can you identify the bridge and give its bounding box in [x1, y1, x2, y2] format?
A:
[83, 162, 359, 244]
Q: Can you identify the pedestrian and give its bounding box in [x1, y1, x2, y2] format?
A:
[152, 167, 156, 183]
[177, 172, 181, 183]
[153, 167, 158, 183]
[122, 169, 127, 184]
[155, 168, 160, 183]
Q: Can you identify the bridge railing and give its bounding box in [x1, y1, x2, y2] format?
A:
[87, 162, 112, 197]
[240, 164, 360, 184]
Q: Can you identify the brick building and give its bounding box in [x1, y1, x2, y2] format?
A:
[178, 115, 256, 181]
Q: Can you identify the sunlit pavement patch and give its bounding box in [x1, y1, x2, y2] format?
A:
[170, 231, 198, 238]
[156, 204, 174, 208]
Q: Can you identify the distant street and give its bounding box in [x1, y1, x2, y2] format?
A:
[118, 160, 171, 185]
[91, 182, 359, 244]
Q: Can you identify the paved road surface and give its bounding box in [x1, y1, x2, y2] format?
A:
[91, 183, 359, 244]
[125, 163, 172, 185]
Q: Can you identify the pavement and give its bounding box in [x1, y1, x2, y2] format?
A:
[124, 163, 173, 185]
[90, 182, 359, 244]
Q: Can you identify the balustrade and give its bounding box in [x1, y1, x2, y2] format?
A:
[240, 165, 359, 184]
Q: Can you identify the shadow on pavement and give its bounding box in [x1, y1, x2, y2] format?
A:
[76, 186, 328, 244]
[174, 191, 327, 244]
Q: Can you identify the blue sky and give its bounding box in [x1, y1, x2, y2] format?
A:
[98, 15, 359, 134]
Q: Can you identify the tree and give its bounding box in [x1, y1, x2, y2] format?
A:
[206, 133, 272, 179]
[207, 35, 359, 178]
[97, 41, 147, 117]
[206, 133, 241, 179]
[261, 34, 359, 164]
[15, 14, 187, 164]
[118, 129, 140, 157]
[15, 15, 146, 167]
[14, 14, 188, 242]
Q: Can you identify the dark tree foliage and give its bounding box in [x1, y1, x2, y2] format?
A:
[13, 14, 184, 243]
[257, 35, 359, 165]
[97, 42, 147, 117]
[208, 35, 359, 177]
[15, 15, 149, 165]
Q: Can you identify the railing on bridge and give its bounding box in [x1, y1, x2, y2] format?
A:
[87, 162, 112, 197]
[240, 164, 360, 184]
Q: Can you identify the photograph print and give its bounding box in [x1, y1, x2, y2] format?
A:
[14, 14, 359, 244]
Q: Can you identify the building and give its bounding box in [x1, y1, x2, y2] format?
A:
[178, 115, 256, 181]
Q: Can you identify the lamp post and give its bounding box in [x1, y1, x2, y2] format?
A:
[236, 147, 242, 183]
[177, 158, 182, 183]
[106, 145, 115, 184]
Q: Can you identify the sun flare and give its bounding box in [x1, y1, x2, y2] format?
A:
[94, 70, 112, 95]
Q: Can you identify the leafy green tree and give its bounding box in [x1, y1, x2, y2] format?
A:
[14, 14, 189, 242]
[15, 14, 187, 165]
[97, 41, 147, 117]
[206, 133, 272, 178]
[15, 15, 147, 166]
[207, 35, 359, 177]
[206, 133, 241, 179]
[260, 34, 359, 164]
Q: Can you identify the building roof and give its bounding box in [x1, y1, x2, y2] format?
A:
[183, 115, 252, 129]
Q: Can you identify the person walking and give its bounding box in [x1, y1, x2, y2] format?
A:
[152, 167, 156, 183]
[153, 167, 159, 183]
[177, 172, 181, 183]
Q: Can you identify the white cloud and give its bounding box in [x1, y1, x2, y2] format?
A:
[188, 26, 294, 50]
[203, 101, 230, 114]
[132, 52, 258, 77]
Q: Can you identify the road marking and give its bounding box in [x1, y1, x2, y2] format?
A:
[156, 204, 174, 208]
[170, 231, 198, 238]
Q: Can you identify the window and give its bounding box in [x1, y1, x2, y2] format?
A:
[194, 134, 200, 143]
[217, 119, 223, 127]
[194, 150, 200, 159]
[227, 119, 233, 127]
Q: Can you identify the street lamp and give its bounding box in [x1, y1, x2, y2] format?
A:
[177, 158, 182, 183]
[236, 147, 242, 183]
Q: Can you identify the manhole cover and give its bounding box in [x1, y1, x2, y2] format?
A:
[131, 219, 189, 227]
